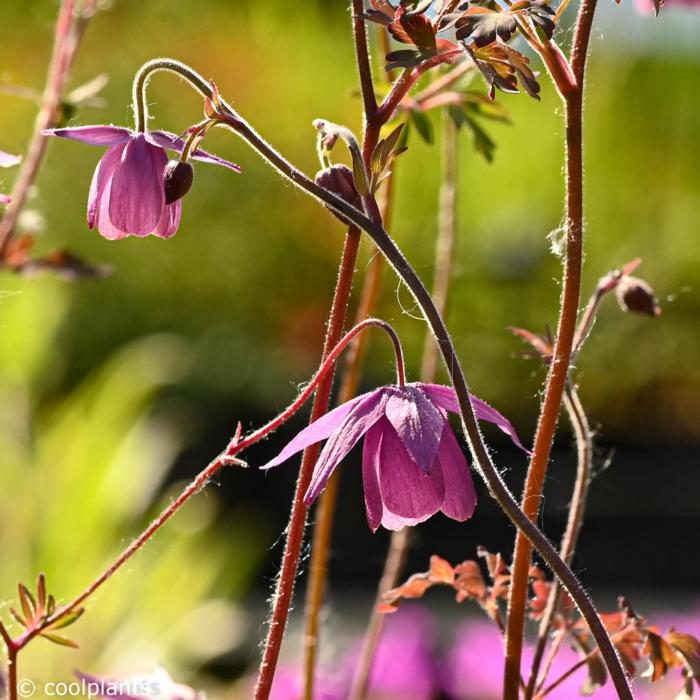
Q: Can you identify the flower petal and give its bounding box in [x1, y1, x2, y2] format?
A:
[384, 386, 445, 473]
[437, 426, 477, 522]
[43, 125, 132, 146]
[148, 131, 242, 172]
[261, 390, 377, 469]
[87, 144, 125, 229]
[377, 420, 444, 523]
[362, 422, 384, 533]
[304, 390, 388, 504]
[152, 200, 182, 239]
[108, 135, 166, 235]
[0, 194, 10, 205]
[0, 150, 21, 168]
[95, 184, 128, 240]
[418, 383, 529, 453]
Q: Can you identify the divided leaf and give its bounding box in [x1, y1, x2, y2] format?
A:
[456, 7, 518, 47]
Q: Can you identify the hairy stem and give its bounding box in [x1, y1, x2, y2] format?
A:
[502, 0, 601, 695]
[350, 108, 461, 700]
[299, 13, 384, 697]
[8, 319, 401, 661]
[254, 227, 360, 700]
[137, 53, 631, 698]
[301, 176, 395, 700]
[526, 383, 593, 698]
[0, 0, 96, 257]
[212, 95, 633, 698]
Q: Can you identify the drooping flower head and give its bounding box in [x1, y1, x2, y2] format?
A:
[264, 382, 527, 532]
[0, 149, 22, 205]
[43, 125, 239, 240]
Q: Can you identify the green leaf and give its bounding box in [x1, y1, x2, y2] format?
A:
[411, 108, 434, 144]
[9, 607, 28, 629]
[49, 607, 85, 630]
[18, 583, 36, 622]
[37, 573, 47, 614]
[40, 632, 79, 649]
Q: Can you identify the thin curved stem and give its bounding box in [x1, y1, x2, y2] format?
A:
[213, 96, 633, 698]
[526, 383, 593, 698]
[9, 319, 399, 657]
[502, 0, 601, 695]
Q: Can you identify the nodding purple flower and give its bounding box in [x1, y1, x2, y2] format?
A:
[42, 125, 240, 240]
[1, 149, 22, 204]
[263, 383, 527, 532]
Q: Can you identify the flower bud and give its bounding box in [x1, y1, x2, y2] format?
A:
[163, 160, 194, 205]
[615, 275, 661, 317]
[314, 165, 362, 224]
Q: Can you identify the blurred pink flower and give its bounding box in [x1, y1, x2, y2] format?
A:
[635, 0, 700, 13]
[443, 618, 656, 700]
[345, 605, 439, 700]
[0, 149, 22, 204]
[43, 125, 239, 240]
[264, 383, 526, 531]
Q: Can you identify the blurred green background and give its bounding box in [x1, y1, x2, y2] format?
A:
[0, 0, 698, 692]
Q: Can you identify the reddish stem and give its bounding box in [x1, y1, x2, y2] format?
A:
[374, 49, 462, 125]
[8, 319, 401, 663]
[253, 228, 360, 700]
[502, 0, 603, 697]
[0, 0, 95, 257]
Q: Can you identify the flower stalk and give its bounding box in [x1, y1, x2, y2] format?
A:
[349, 107, 461, 700]
[0, 0, 97, 258]
[525, 383, 594, 698]
[502, 0, 606, 696]
[209, 92, 634, 699]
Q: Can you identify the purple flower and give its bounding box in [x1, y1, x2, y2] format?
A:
[43, 125, 240, 240]
[0, 149, 22, 204]
[264, 382, 527, 532]
[344, 605, 439, 700]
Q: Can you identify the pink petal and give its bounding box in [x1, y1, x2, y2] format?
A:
[152, 200, 182, 239]
[0, 194, 10, 205]
[95, 185, 129, 240]
[108, 135, 166, 235]
[437, 426, 477, 521]
[0, 150, 21, 168]
[362, 422, 384, 533]
[384, 386, 445, 473]
[377, 419, 444, 523]
[43, 125, 132, 146]
[148, 131, 241, 172]
[304, 390, 388, 504]
[381, 510, 426, 530]
[418, 383, 529, 453]
[88, 144, 126, 229]
[261, 391, 376, 469]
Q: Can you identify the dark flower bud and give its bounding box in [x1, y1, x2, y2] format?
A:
[163, 160, 194, 205]
[314, 165, 362, 224]
[615, 275, 661, 317]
